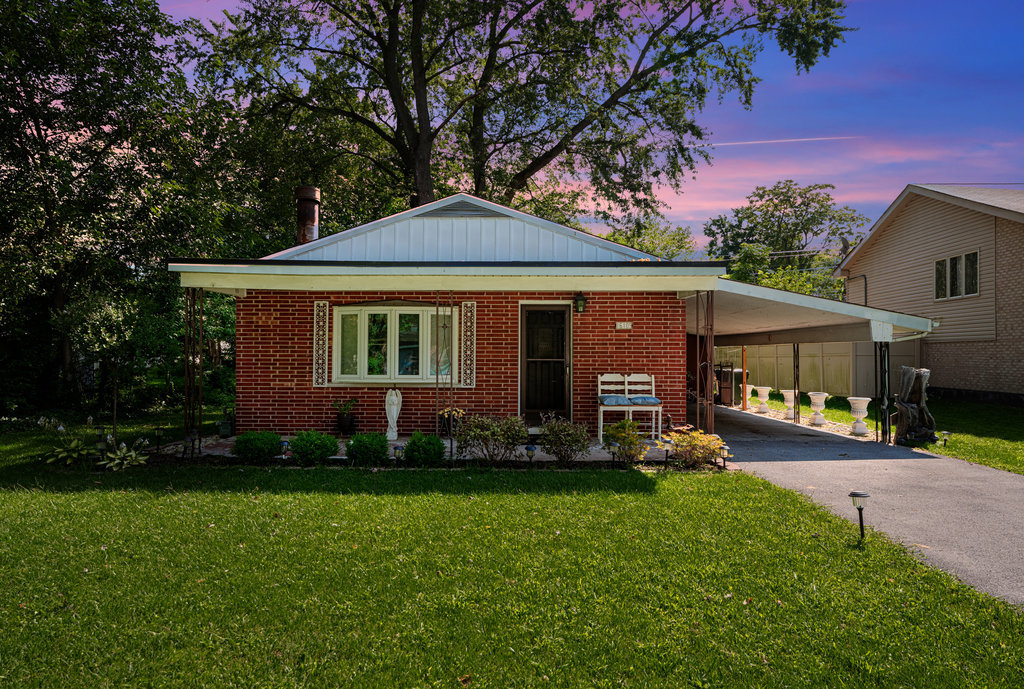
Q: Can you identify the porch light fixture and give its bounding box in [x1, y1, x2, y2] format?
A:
[573, 291, 588, 313]
[849, 490, 870, 541]
[941, 430, 952, 447]
[394, 444, 405, 462]
[525, 445, 536, 463]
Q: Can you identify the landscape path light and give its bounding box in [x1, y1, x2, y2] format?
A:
[720, 445, 730, 470]
[525, 445, 536, 463]
[849, 490, 870, 541]
[608, 441, 620, 463]
[394, 444, 405, 462]
[280, 439, 289, 459]
[941, 430, 952, 447]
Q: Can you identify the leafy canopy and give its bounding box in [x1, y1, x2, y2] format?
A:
[189, 0, 852, 227]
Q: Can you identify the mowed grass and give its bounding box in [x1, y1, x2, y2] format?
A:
[1, 460, 1022, 687]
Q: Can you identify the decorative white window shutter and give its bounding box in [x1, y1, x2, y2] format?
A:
[312, 301, 330, 386]
[459, 301, 476, 387]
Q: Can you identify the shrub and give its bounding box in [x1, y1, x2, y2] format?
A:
[538, 414, 591, 466]
[403, 430, 446, 466]
[602, 419, 647, 463]
[657, 430, 725, 470]
[346, 432, 390, 466]
[290, 430, 339, 465]
[455, 415, 528, 464]
[233, 430, 282, 464]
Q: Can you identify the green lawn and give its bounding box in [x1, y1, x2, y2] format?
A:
[1, 444, 1022, 686]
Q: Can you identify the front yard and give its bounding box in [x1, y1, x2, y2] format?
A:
[1, 438, 1022, 687]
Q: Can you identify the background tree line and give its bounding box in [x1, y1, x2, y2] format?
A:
[0, 0, 853, 416]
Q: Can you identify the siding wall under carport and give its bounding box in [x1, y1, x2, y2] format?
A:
[716, 340, 920, 398]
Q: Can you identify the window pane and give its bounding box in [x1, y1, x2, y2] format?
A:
[935, 260, 947, 299]
[397, 313, 420, 376]
[367, 313, 388, 376]
[338, 313, 359, 376]
[430, 313, 453, 376]
[950, 255, 962, 297]
[965, 251, 979, 295]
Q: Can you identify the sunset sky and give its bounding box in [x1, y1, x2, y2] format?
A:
[164, 0, 1024, 246]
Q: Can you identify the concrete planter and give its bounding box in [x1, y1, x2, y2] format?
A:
[754, 386, 773, 413]
[808, 392, 829, 426]
[780, 390, 796, 419]
[848, 396, 871, 436]
[744, 384, 756, 409]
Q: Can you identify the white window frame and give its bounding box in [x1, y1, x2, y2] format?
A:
[331, 305, 458, 383]
[934, 250, 980, 301]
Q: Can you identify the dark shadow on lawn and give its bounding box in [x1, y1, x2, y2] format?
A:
[0, 461, 659, 496]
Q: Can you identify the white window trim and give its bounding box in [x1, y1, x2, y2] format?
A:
[934, 250, 980, 301]
[331, 305, 458, 384]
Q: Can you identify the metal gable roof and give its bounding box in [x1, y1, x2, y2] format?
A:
[263, 193, 656, 263]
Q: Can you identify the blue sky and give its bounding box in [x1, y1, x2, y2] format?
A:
[164, 1, 1024, 245]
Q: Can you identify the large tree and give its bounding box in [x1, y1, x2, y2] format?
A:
[189, 0, 852, 226]
[703, 179, 868, 269]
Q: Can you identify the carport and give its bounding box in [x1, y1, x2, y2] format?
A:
[684, 279, 936, 440]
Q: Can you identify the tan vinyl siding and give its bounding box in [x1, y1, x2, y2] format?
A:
[844, 195, 995, 342]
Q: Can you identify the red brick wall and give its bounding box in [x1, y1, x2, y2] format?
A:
[235, 290, 686, 436]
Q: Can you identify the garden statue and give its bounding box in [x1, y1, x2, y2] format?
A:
[385, 388, 402, 441]
[892, 366, 937, 444]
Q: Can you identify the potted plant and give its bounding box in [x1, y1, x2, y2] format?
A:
[437, 407, 465, 435]
[333, 398, 358, 435]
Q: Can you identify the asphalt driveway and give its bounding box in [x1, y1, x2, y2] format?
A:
[716, 406, 1024, 605]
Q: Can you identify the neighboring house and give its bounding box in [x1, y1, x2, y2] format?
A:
[169, 192, 932, 436]
[836, 184, 1024, 397]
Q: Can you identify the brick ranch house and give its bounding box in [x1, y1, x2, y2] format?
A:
[169, 192, 933, 438]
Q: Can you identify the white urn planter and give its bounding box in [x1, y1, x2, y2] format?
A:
[754, 386, 772, 413]
[744, 384, 756, 409]
[780, 390, 796, 419]
[808, 392, 829, 426]
[848, 397, 871, 436]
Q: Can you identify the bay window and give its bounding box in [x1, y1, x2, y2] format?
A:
[332, 305, 457, 382]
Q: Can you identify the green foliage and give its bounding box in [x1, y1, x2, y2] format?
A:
[727, 242, 846, 298]
[289, 431, 339, 466]
[42, 437, 95, 468]
[191, 2, 851, 223]
[345, 432, 390, 466]
[658, 430, 726, 470]
[602, 419, 647, 463]
[232, 431, 282, 464]
[454, 415, 529, 464]
[605, 218, 696, 259]
[539, 415, 592, 466]
[96, 439, 148, 472]
[403, 431, 446, 467]
[706, 180, 868, 271]
[332, 398, 358, 415]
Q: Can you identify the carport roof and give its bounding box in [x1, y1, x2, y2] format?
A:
[685, 278, 936, 345]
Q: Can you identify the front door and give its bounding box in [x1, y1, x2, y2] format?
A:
[521, 306, 570, 425]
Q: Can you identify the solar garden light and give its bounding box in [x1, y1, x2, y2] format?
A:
[153, 427, 164, 453]
[941, 430, 952, 447]
[394, 444, 405, 462]
[95, 426, 107, 452]
[280, 439, 289, 458]
[608, 441, 620, 462]
[525, 445, 536, 463]
[663, 440, 673, 467]
[849, 491, 870, 541]
[720, 445, 730, 470]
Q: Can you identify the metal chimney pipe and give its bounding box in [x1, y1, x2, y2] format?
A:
[294, 186, 320, 245]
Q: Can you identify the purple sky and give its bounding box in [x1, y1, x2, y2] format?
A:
[165, 1, 1024, 247]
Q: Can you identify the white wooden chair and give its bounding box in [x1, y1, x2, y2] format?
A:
[597, 373, 663, 442]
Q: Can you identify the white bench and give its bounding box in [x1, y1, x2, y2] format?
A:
[597, 373, 663, 442]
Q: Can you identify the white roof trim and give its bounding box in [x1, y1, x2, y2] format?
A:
[168, 262, 723, 277]
[263, 193, 656, 262]
[837, 184, 1024, 274]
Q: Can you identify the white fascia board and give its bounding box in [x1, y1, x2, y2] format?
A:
[835, 184, 915, 275]
[168, 262, 723, 277]
[714, 278, 934, 333]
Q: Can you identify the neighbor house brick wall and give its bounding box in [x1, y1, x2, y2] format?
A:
[923, 217, 1024, 393]
[235, 290, 686, 435]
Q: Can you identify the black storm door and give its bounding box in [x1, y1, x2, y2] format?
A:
[521, 306, 570, 424]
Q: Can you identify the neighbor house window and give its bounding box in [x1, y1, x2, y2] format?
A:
[934, 251, 979, 300]
[332, 306, 457, 382]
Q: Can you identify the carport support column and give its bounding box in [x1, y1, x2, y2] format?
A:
[793, 343, 800, 425]
[871, 320, 893, 444]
